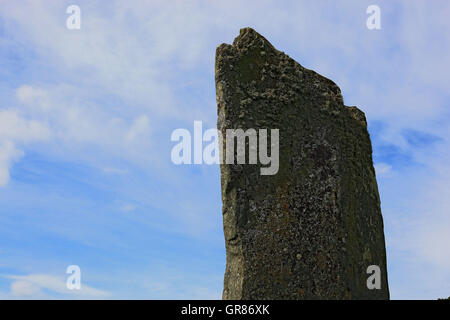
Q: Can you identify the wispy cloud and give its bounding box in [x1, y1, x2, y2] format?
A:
[1, 274, 110, 299]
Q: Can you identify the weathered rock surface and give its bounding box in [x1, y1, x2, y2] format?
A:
[215, 28, 389, 299]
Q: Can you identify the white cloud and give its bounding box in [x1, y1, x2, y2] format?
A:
[0, 109, 50, 186]
[2, 274, 110, 299]
[10, 280, 45, 298]
[16, 85, 50, 111]
[375, 162, 392, 177]
[125, 115, 150, 144]
[4, 84, 153, 184]
[0, 109, 50, 143]
[0, 141, 23, 186]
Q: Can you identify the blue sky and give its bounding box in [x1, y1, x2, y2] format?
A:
[0, 0, 449, 299]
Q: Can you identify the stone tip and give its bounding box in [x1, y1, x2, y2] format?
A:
[231, 27, 276, 53]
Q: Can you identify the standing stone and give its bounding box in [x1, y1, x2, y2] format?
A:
[215, 28, 389, 299]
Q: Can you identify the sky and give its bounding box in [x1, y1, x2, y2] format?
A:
[0, 0, 449, 299]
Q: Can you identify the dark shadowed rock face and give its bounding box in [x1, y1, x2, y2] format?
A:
[215, 28, 389, 300]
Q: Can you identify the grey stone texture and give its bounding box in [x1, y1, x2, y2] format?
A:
[215, 28, 389, 300]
